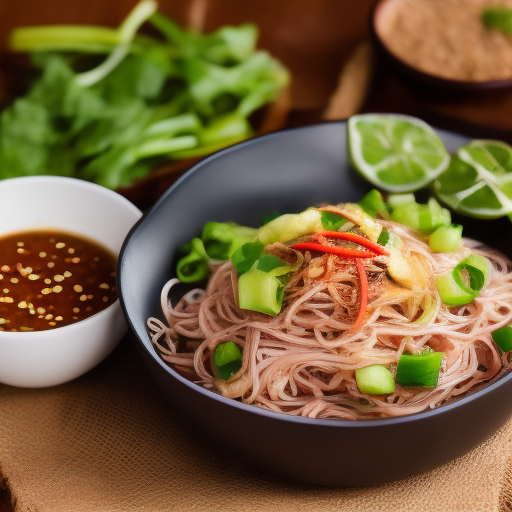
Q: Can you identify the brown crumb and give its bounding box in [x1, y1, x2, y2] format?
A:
[377, 0, 512, 81]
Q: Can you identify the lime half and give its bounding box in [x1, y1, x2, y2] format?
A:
[348, 114, 450, 193]
[434, 140, 512, 219]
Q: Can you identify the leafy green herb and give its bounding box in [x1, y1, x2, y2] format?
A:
[320, 211, 346, 231]
[377, 228, 390, 246]
[0, 0, 289, 189]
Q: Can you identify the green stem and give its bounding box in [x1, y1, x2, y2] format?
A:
[144, 113, 201, 137]
[135, 135, 198, 159]
[169, 134, 249, 160]
[76, 44, 130, 87]
[118, 0, 158, 41]
[76, 0, 158, 87]
[9, 26, 120, 52]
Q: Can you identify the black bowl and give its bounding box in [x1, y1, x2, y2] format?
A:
[371, 0, 512, 93]
[118, 121, 512, 486]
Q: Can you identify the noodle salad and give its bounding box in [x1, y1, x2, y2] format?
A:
[148, 190, 512, 419]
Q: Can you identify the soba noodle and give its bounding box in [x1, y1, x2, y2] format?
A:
[148, 218, 512, 420]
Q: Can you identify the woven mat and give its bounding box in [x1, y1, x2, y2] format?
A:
[0, 338, 511, 512]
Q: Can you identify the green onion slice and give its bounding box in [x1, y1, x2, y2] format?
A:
[435, 254, 492, 306]
[213, 341, 243, 380]
[202, 222, 257, 260]
[358, 189, 388, 219]
[492, 325, 512, 352]
[238, 258, 294, 316]
[355, 365, 395, 395]
[387, 193, 416, 207]
[176, 238, 210, 283]
[428, 224, 462, 253]
[389, 196, 451, 235]
[418, 198, 451, 235]
[389, 201, 421, 230]
[396, 351, 444, 388]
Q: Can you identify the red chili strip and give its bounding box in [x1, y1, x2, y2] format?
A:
[290, 242, 376, 259]
[318, 206, 362, 228]
[315, 231, 390, 257]
[352, 259, 369, 333]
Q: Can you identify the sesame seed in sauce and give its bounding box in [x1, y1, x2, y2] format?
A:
[0, 230, 117, 332]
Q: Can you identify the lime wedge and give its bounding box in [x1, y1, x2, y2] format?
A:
[434, 140, 512, 218]
[348, 114, 450, 193]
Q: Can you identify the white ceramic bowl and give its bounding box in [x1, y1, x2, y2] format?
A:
[0, 176, 142, 387]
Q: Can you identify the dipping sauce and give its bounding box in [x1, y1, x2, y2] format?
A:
[0, 230, 117, 331]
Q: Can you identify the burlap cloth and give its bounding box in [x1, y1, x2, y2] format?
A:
[0, 338, 511, 512]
